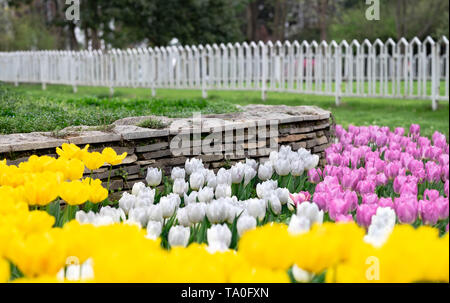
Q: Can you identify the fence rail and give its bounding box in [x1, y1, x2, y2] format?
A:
[0, 36, 448, 110]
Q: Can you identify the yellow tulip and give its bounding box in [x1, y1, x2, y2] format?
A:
[82, 152, 105, 171]
[102, 147, 127, 166]
[59, 181, 90, 206]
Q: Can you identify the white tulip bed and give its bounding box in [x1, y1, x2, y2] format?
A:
[75, 146, 321, 251]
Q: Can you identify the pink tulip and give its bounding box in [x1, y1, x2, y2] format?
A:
[312, 192, 328, 211]
[436, 197, 449, 220]
[344, 190, 358, 211]
[308, 168, 322, 184]
[409, 124, 420, 136]
[384, 162, 400, 180]
[356, 203, 378, 227]
[362, 193, 378, 204]
[378, 197, 394, 209]
[395, 195, 418, 224]
[376, 173, 388, 186]
[289, 191, 311, 206]
[418, 199, 440, 225]
[425, 161, 441, 183]
[356, 180, 376, 195]
[329, 198, 352, 221]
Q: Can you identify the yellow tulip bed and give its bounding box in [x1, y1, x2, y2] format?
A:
[0, 144, 448, 283]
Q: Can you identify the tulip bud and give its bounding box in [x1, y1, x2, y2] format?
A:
[258, 162, 273, 181]
[274, 158, 290, 176]
[172, 178, 189, 196]
[243, 165, 256, 186]
[159, 196, 178, 219]
[146, 167, 162, 187]
[189, 171, 205, 190]
[171, 167, 186, 180]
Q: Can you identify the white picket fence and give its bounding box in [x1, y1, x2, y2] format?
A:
[0, 36, 448, 110]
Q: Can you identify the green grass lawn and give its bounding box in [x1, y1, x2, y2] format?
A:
[0, 82, 448, 139]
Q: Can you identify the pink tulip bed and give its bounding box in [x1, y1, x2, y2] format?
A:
[307, 124, 449, 234]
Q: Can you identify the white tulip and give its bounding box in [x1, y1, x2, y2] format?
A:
[290, 160, 305, 176]
[245, 158, 258, 171]
[206, 170, 218, 189]
[292, 265, 314, 283]
[269, 151, 279, 167]
[168, 226, 190, 247]
[216, 168, 232, 185]
[230, 163, 245, 184]
[243, 165, 257, 186]
[207, 224, 232, 253]
[131, 182, 146, 196]
[304, 154, 320, 170]
[185, 158, 204, 175]
[128, 207, 149, 227]
[267, 193, 282, 215]
[186, 202, 206, 224]
[258, 162, 273, 181]
[226, 204, 244, 224]
[276, 188, 290, 205]
[246, 198, 266, 220]
[99, 206, 126, 223]
[166, 193, 181, 207]
[274, 158, 290, 176]
[206, 200, 228, 223]
[184, 191, 198, 205]
[136, 187, 155, 207]
[288, 214, 311, 235]
[146, 204, 163, 222]
[364, 207, 396, 248]
[172, 178, 189, 196]
[237, 215, 257, 237]
[176, 207, 191, 227]
[146, 167, 162, 187]
[256, 180, 278, 199]
[215, 183, 232, 198]
[296, 202, 323, 227]
[171, 167, 186, 180]
[146, 221, 162, 240]
[189, 171, 205, 190]
[118, 192, 138, 215]
[159, 196, 177, 218]
[198, 186, 214, 203]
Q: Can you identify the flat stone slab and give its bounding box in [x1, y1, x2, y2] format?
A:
[0, 105, 331, 154]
